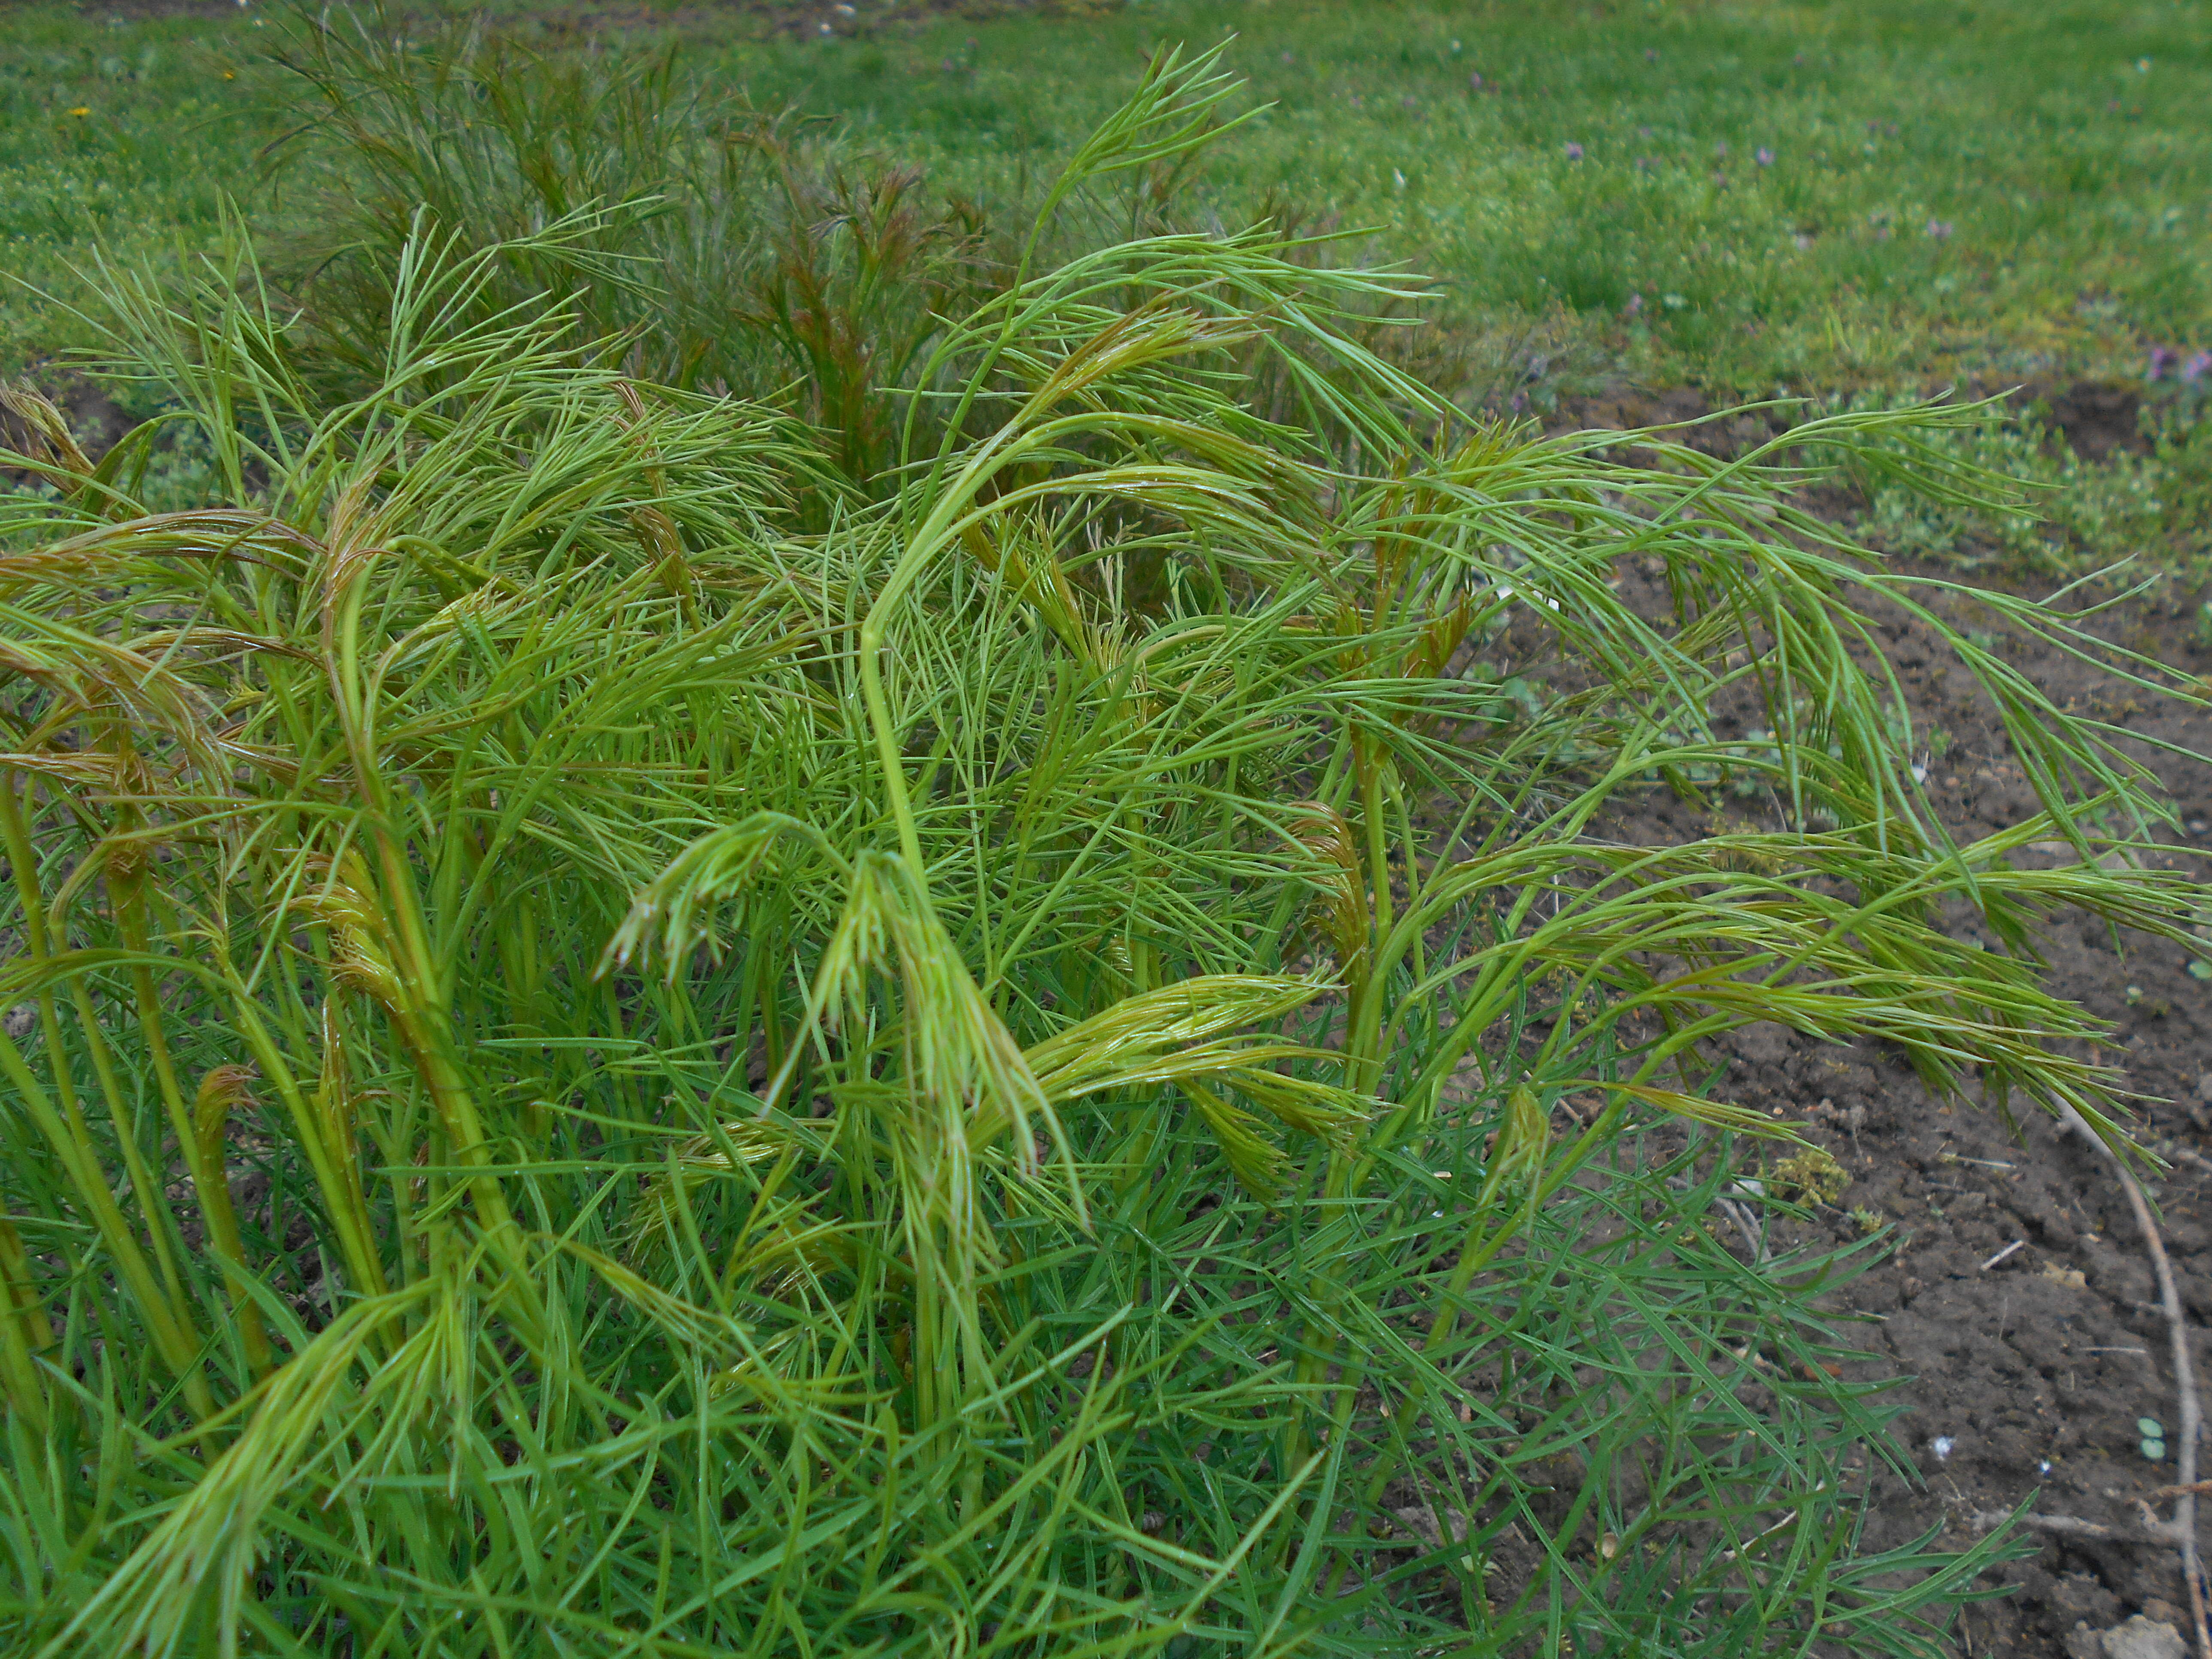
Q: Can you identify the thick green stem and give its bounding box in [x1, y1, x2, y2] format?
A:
[116, 883, 271, 1379]
[0, 1029, 210, 1415]
[0, 1217, 50, 1430]
[0, 776, 211, 1413]
[224, 994, 389, 1304]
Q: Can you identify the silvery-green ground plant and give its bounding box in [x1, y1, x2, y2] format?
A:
[0, 39, 2207, 1659]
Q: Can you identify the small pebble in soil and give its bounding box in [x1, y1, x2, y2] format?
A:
[1931, 1435, 1954, 1460]
[2081, 1614, 2188, 1659]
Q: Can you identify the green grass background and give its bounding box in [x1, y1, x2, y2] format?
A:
[715, 0, 2212, 395]
[3, 0, 2210, 568]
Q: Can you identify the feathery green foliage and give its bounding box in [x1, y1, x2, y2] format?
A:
[263, 7, 1009, 490]
[0, 31, 2204, 1658]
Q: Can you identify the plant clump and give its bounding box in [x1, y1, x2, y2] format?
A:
[0, 19, 2203, 1658]
[1769, 1146, 1852, 1207]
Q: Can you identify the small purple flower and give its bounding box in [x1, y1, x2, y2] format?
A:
[1923, 218, 1953, 240]
[2149, 345, 2179, 380]
[2182, 350, 2212, 383]
[1564, 141, 1585, 161]
[1755, 146, 1774, 167]
[1469, 71, 1483, 90]
[1623, 293, 1644, 317]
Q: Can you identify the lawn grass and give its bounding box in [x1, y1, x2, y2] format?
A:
[0, 8, 270, 374]
[10, 0, 2211, 574]
[705, 0, 2212, 402]
[9, 0, 2207, 407]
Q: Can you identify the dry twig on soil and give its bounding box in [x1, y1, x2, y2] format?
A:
[1969, 1509, 2184, 1548]
[2054, 1099, 2211, 1659]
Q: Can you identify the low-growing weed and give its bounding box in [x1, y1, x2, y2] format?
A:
[1837, 387, 2205, 581]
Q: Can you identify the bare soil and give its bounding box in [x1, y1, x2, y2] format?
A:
[1552, 386, 2212, 1656]
[1641, 587, 2212, 1656]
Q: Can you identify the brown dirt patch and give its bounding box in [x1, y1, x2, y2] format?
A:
[1514, 413, 2212, 1653]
